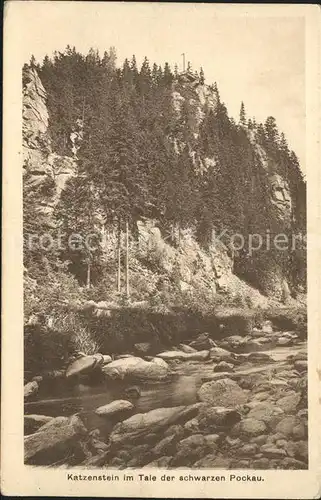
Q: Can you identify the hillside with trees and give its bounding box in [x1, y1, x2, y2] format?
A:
[23, 46, 307, 372]
[23, 46, 308, 471]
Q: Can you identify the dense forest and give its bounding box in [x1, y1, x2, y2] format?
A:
[24, 46, 306, 300]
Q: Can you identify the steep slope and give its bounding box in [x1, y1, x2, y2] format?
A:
[22, 55, 307, 376]
[23, 67, 77, 215]
[22, 66, 272, 315]
[23, 55, 306, 322]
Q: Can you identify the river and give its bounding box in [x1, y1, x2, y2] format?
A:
[24, 342, 306, 437]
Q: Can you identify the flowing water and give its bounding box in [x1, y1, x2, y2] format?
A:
[24, 342, 306, 435]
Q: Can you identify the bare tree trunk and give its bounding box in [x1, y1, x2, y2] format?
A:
[82, 97, 86, 124]
[86, 259, 91, 289]
[117, 218, 121, 293]
[125, 219, 130, 298]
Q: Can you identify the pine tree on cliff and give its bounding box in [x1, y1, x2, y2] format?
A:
[200, 67, 205, 84]
[138, 56, 152, 98]
[264, 116, 280, 153]
[130, 54, 139, 88]
[29, 54, 38, 69]
[239, 101, 246, 126]
[163, 62, 173, 86]
[122, 58, 134, 88]
[279, 132, 289, 152]
[152, 62, 159, 86]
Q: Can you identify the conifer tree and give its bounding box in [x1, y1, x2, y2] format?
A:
[200, 67, 205, 84]
[239, 101, 246, 126]
[163, 62, 173, 86]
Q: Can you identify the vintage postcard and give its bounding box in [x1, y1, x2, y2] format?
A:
[1, 1, 321, 498]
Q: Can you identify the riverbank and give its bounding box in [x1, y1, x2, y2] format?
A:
[24, 318, 308, 469]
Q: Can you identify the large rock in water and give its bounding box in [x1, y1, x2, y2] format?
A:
[189, 333, 216, 351]
[197, 378, 248, 406]
[198, 406, 242, 430]
[102, 356, 170, 381]
[109, 404, 201, 445]
[209, 347, 237, 363]
[134, 343, 153, 354]
[65, 354, 104, 378]
[95, 400, 134, 417]
[156, 350, 209, 361]
[24, 414, 54, 435]
[24, 380, 39, 399]
[178, 343, 198, 353]
[24, 415, 87, 465]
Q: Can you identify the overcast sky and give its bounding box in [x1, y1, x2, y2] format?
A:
[13, 2, 306, 170]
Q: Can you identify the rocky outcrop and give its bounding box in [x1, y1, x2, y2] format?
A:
[172, 72, 217, 141]
[23, 67, 76, 215]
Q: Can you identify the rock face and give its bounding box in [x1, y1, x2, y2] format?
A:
[23, 67, 76, 215]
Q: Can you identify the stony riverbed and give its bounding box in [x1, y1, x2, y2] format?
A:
[24, 323, 308, 469]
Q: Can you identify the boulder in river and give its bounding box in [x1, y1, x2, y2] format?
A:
[102, 356, 170, 381]
[95, 399, 134, 417]
[178, 343, 198, 353]
[247, 352, 274, 363]
[213, 361, 234, 372]
[24, 414, 54, 434]
[246, 402, 284, 426]
[198, 406, 241, 430]
[134, 342, 153, 355]
[294, 360, 307, 372]
[24, 415, 87, 465]
[143, 456, 172, 468]
[209, 347, 237, 363]
[109, 404, 201, 445]
[156, 350, 210, 361]
[277, 393, 301, 413]
[102, 355, 112, 365]
[65, 354, 104, 378]
[24, 380, 39, 399]
[189, 333, 216, 351]
[124, 385, 141, 398]
[197, 378, 248, 407]
[233, 417, 267, 437]
[275, 415, 305, 437]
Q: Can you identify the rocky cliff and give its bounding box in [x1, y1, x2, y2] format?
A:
[23, 64, 303, 305]
[23, 67, 77, 215]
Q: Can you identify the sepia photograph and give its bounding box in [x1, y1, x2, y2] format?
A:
[2, 1, 321, 498]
